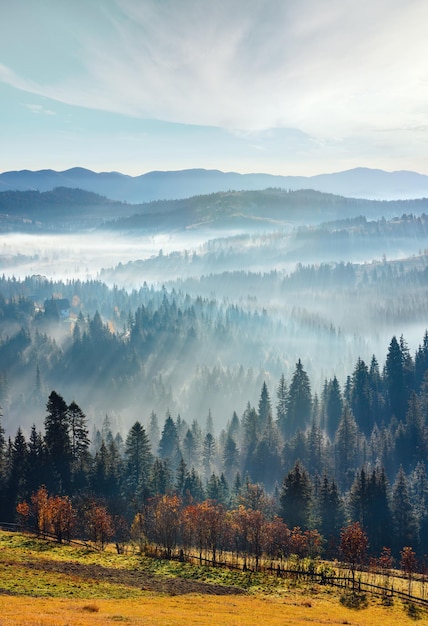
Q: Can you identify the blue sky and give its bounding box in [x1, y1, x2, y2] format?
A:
[1, 0, 428, 176]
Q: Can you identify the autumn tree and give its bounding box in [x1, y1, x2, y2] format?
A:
[86, 503, 114, 549]
[30, 485, 52, 536]
[230, 504, 267, 570]
[400, 546, 418, 595]
[150, 494, 181, 558]
[130, 512, 147, 554]
[263, 516, 291, 561]
[340, 521, 368, 588]
[50, 494, 75, 543]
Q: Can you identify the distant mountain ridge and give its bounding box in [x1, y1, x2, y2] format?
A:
[1, 167, 428, 203]
[3, 186, 428, 234]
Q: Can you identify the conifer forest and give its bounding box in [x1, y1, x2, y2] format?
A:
[2, 188, 428, 567]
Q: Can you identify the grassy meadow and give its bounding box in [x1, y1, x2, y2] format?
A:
[0, 531, 426, 625]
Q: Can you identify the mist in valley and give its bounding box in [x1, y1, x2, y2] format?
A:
[2, 202, 428, 443]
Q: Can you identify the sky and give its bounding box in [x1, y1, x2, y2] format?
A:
[1, 0, 428, 176]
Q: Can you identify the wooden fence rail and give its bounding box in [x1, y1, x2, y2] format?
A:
[1, 523, 427, 609]
[180, 549, 428, 609]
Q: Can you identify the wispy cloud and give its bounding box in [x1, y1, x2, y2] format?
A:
[1, 1, 428, 175]
[1, 1, 427, 137]
[23, 103, 56, 116]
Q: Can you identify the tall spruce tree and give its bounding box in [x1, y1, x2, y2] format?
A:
[26, 425, 45, 495]
[285, 360, 312, 437]
[334, 405, 359, 490]
[125, 421, 153, 506]
[392, 466, 418, 555]
[258, 381, 272, 431]
[158, 412, 181, 471]
[279, 460, 312, 530]
[350, 467, 392, 554]
[384, 336, 407, 422]
[68, 401, 90, 488]
[317, 475, 344, 552]
[44, 390, 72, 492]
[7, 428, 28, 515]
[351, 359, 372, 437]
[276, 374, 288, 438]
[202, 432, 217, 480]
[325, 376, 342, 441]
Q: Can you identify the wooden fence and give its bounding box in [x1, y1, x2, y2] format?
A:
[1, 522, 427, 609]
[178, 549, 428, 609]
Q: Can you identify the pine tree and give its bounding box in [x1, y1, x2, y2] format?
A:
[148, 411, 160, 451]
[349, 467, 392, 554]
[183, 467, 205, 503]
[241, 403, 259, 479]
[276, 374, 288, 437]
[325, 376, 343, 441]
[68, 401, 90, 488]
[351, 358, 372, 436]
[392, 466, 418, 555]
[368, 354, 384, 422]
[206, 472, 222, 501]
[252, 413, 281, 492]
[205, 409, 215, 437]
[279, 460, 312, 530]
[384, 336, 407, 422]
[158, 412, 181, 471]
[44, 390, 72, 492]
[334, 405, 359, 489]
[202, 432, 217, 480]
[26, 425, 46, 495]
[411, 461, 428, 555]
[124, 421, 153, 506]
[8, 428, 28, 511]
[284, 360, 312, 437]
[306, 418, 325, 476]
[415, 330, 428, 390]
[227, 411, 241, 441]
[175, 457, 187, 497]
[397, 392, 427, 471]
[182, 429, 195, 469]
[258, 381, 272, 431]
[317, 475, 344, 553]
[150, 458, 172, 495]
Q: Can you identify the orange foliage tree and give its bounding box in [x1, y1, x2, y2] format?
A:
[150, 494, 181, 558]
[86, 503, 114, 549]
[16, 487, 75, 543]
[340, 521, 368, 588]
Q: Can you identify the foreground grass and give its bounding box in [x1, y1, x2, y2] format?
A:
[0, 531, 426, 625]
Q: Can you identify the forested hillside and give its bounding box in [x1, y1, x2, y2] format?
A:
[2, 191, 428, 568]
[3, 186, 428, 232]
[2, 326, 428, 562]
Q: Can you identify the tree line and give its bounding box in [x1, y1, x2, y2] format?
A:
[2, 328, 428, 563]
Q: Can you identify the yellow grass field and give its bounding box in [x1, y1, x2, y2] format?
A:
[1, 593, 425, 626]
[0, 531, 427, 626]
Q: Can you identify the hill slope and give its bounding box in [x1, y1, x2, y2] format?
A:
[2, 186, 428, 232]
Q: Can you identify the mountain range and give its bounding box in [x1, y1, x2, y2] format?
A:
[1, 167, 428, 203]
